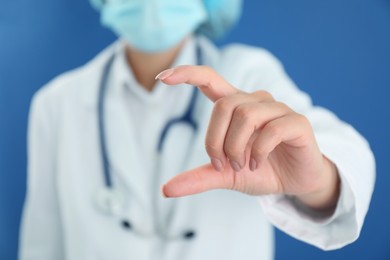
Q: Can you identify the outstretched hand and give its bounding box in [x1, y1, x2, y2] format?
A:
[156, 66, 340, 211]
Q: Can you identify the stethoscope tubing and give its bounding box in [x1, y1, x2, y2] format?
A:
[98, 42, 203, 189]
[98, 53, 116, 188]
[95, 40, 203, 240]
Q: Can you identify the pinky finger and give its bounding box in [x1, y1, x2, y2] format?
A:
[249, 114, 311, 171]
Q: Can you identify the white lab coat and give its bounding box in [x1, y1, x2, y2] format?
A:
[19, 36, 375, 260]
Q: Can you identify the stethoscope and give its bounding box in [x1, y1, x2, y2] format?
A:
[93, 41, 203, 241]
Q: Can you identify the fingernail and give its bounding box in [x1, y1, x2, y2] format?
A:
[211, 158, 223, 172]
[250, 158, 257, 172]
[155, 68, 175, 80]
[231, 160, 242, 172]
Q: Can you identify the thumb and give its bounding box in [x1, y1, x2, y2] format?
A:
[162, 163, 234, 198]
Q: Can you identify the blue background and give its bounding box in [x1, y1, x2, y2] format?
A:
[1, 0, 389, 259]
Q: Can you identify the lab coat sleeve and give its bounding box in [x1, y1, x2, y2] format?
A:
[225, 46, 375, 250]
[19, 89, 65, 260]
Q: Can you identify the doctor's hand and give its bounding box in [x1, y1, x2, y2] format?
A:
[156, 66, 340, 212]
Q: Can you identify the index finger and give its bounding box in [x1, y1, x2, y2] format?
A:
[156, 65, 240, 102]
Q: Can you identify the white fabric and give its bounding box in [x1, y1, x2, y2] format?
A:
[19, 36, 375, 260]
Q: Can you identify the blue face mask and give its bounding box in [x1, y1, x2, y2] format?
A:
[97, 0, 207, 53]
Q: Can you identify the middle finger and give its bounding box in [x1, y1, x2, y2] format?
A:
[205, 91, 274, 171]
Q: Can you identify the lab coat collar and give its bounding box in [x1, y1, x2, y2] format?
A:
[108, 36, 198, 104]
[77, 35, 218, 108]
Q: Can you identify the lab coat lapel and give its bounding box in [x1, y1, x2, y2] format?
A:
[104, 88, 151, 209]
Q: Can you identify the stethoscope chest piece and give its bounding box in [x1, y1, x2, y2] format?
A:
[93, 187, 126, 217]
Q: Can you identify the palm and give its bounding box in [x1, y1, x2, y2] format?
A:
[232, 142, 324, 196]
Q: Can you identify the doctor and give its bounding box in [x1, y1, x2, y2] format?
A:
[19, 0, 375, 259]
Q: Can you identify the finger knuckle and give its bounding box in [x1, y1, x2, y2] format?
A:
[267, 122, 283, 139]
[199, 66, 214, 84]
[214, 97, 233, 112]
[298, 113, 309, 123]
[205, 142, 220, 157]
[234, 105, 254, 123]
[274, 101, 291, 112]
[231, 173, 241, 191]
[294, 113, 310, 127]
[223, 143, 243, 160]
[254, 90, 274, 100]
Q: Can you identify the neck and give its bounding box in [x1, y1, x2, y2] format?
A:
[125, 38, 188, 92]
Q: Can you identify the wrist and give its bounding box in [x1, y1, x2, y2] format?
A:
[295, 156, 340, 212]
